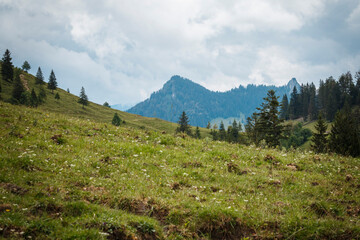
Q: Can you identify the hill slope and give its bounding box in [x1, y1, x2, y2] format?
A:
[0, 102, 359, 239]
[127, 75, 301, 127]
[0, 70, 210, 136]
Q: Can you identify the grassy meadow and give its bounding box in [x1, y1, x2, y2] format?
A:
[0, 101, 359, 239]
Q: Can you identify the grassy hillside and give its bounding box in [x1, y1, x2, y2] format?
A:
[0, 70, 211, 137]
[0, 101, 359, 239]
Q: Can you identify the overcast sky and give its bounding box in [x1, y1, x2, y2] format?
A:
[1, 0, 359, 108]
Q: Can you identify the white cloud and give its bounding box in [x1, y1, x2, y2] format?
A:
[0, 0, 358, 106]
[347, 3, 360, 29]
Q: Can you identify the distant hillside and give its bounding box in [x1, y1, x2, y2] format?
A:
[127, 75, 301, 127]
[0, 69, 210, 136]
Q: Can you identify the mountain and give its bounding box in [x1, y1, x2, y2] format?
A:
[127, 75, 301, 127]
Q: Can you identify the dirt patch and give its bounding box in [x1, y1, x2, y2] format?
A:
[31, 201, 63, 217]
[51, 134, 66, 144]
[101, 223, 134, 240]
[286, 163, 298, 171]
[197, 216, 254, 240]
[117, 198, 169, 223]
[0, 204, 12, 212]
[182, 161, 203, 168]
[20, 74, 29, 91]
[0, 225, 25, 238]
[1, 183, 28, 195]
[130, 221, 159, 240]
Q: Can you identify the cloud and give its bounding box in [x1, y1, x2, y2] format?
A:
[0, 0, 359, 106]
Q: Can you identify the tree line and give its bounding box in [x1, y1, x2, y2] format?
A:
[280, 71, 360, 122]
[0, 49, 89, 108]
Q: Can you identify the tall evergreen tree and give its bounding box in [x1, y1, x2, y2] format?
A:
[328, 105, 360, 157]
[289, 86, 299, 119]
[257, 90, 284, 147]
[35, 67, 45, 84]
[308, 83, 317, 120]
[218, 121, 226, 141]
[12, 74, 24, 101]
[78, 87, 88, 108]
[22, 61, 31, 72]
[230, 120, 239, 143]
[112, 113, 121, 126]
[30, 88, 38, 107]
[245, 112, 260, 145]
[38, 85, 47, 104]
[1, 49, 14, 82]
[311, 113, 328, 153]
[176, 111, 192, 135]
[338, 72, 354, 107]
[280, 94, 289, 120]
[103, 102, 111, 108]
[47, 70, 57, 92]
[206, 122, 211, 129]
[55, 92, 60, 100]
[195, 126, 201, 139]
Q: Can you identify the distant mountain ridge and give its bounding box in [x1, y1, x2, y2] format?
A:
[127, 75, 300, 127]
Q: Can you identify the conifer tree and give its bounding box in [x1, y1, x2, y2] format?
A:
[280, 94, 289, 120]
[78, 87, 88, 108]
[218, 121, 226, 141]
[30, 88, 38, 107]
[206, 122, 211, 129]
[12, 73, 24, 101]
[47, 70, 57, 92]
[55, 92, 60, 100]
[245, 112, 260, 145]
[1, 49, 14, 82]
[257, 90, 284, 147]
[176, 111, 192, 135]
[38, 85, 46, 104]
[311, 113, 327, 153]
[103, 102, 111, 108]
[289, 86, 299, 119]
[230, 120, 239, 143]
[67, 88, 70, 93]
[195, 126, 201, 139]
[328, 106, 360, 157]
[22, 61, 31, 72]
[35, 67, 45, 84]
[112, 113, 121, 126]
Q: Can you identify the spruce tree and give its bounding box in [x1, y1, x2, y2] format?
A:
[103, 102, 111, 108]
[257, 90, 284, 147]
[176, 111, 191, 135]
[78, 87, 88, 108]
[22, 61, 31, 72]
[289, 86, 299, 119]
[30, 88, 38, 107]
[218, 121, 226, 141]
[280, 94, 289, 120]
[206, 122, 211, 129]
[35, 67, 45, 84]
[328, 106, 360, 157]
[55, 92, 60, 100]
[47, 70, 57, 92]
[112, 113, 121, 126]
[311, 113, 327, 153]
[1, 49, 14, 82]
[12, 73, 24, 101]
[38, 85, 46, 104]
[195, 126, 201, 139]
[230, 120, 239, 143]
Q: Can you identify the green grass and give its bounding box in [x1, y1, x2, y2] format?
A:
[0, 101, 359, 239]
